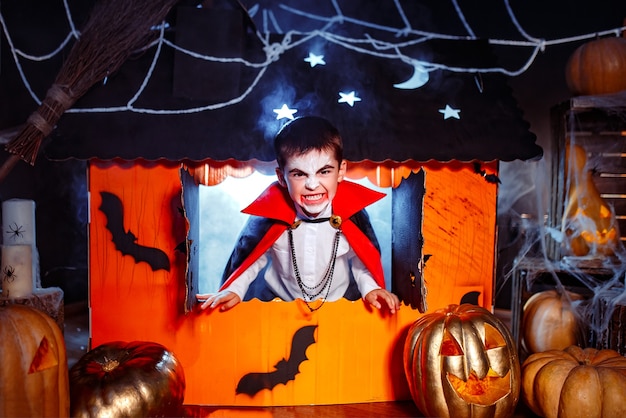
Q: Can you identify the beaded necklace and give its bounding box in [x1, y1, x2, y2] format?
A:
[288, 215, 342, 312]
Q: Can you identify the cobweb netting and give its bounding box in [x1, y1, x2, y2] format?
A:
[1, 0, 624, 116]
[498, 95, 626, 354]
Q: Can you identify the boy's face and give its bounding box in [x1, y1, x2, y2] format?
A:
[276, 149, 347, 218]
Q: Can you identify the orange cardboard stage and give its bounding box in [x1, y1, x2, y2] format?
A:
[87, 159, 498, 406]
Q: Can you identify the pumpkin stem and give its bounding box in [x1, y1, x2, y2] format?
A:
[101, 356, 120, 373]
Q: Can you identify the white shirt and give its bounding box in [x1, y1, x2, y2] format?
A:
[224, 204, 381, 301]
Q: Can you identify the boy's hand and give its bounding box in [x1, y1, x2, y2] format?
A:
[365, 289, 400, 314]
[197, 290, 241, 311]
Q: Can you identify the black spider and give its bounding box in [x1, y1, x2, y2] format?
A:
[6, 222, 25, 241]
[2, 265, 16, 283]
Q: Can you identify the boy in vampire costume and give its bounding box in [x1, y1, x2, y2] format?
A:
[198, 116, 400, 313]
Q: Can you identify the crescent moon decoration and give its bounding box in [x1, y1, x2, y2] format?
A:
[393, 62, 429, 89]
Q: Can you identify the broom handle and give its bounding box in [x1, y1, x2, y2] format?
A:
[0, 155, 22, 184]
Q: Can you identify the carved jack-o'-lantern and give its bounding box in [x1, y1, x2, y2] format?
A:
[404, 304, 520, 418]
[0, 304, 69, 417]
[562, 144, 621, 257]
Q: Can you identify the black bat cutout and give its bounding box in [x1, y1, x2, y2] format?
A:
[473, 162, 501, 184]
[99, 191, 170, 272]
[174, 240, 187, 255]
[236, 325, 317, 396]
[460, 290, 481, 305]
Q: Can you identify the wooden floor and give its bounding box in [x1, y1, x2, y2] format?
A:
[183, 401, 422, 417]
[182, 401, 539, 417]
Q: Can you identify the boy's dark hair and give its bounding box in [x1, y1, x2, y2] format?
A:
[274, 116, 343, 169]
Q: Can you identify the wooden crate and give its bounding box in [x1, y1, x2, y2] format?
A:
[511, 95, 626, 360]
[510, 257, 616, 361]
[548, 94, 626, 260]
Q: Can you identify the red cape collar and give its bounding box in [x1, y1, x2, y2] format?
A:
[242, 180, 386, 223]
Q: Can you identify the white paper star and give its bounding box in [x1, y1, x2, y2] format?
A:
[304, 52, 325, 67]
[273, 104, 298, 120]
[439, 105, 461, 119]
[338, 91, 361, 107]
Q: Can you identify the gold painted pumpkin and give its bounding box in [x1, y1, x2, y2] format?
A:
[522, 345, 626, 418]
[0, 304, 69, 417]
[403, 303, 520, 418]
[522, 290, 584, 354]
[565, 36, 626, 96]
[69, 340, 186, 417]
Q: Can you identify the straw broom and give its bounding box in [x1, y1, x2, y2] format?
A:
[3, 0, 180, 173]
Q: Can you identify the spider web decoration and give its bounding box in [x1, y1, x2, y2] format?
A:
[0, 0, 624, 163]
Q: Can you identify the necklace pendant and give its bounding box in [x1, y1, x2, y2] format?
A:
[330, 215, 342, 229]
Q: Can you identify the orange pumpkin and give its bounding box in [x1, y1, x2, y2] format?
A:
[0, 304, 69, 417]
[565, 36, 626, 96]
[69, 340, 186, 417]
[522, 290, 585, 354]
[522, 345, 626, 418]
[403, 304, 520, 418]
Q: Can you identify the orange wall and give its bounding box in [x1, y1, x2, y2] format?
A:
[88, 159, 498, 406]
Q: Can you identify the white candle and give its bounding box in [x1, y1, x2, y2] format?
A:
[1, 245, 33, 299]
[2, 199, 36, 245]
[2, 199, 39, 288]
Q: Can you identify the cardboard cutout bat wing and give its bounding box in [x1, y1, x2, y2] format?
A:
[236, 325, 317, 396]
[99, 191, 171, 271]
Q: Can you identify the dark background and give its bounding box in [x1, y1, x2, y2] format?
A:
[0, 0, 625, 306]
